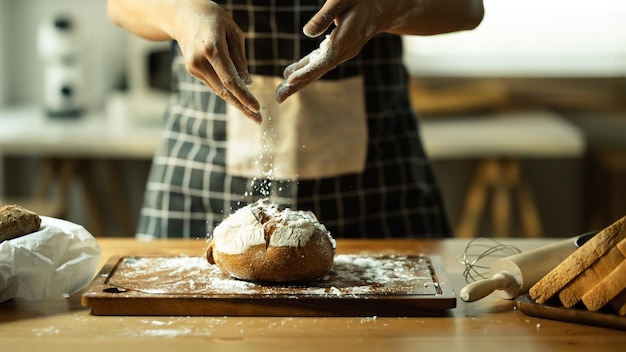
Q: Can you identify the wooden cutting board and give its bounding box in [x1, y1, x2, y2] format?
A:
[516, 294, 626, 330]
[81, 254, 456, 317]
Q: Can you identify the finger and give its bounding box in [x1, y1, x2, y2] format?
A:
[220, 88, 263, 123]
[213, 81, 262, 123]
[290, 9, 369, 84]
[283, 35, 336, 84]
[208, 31, 260, 113]
[275, 76, 321, 104]
[282, 56, 311, 79]
[216, 59, 260, 113]
[227, 27, 252, 85]
[303, 0, 352, 38]
[194, 60, 262, 124]
[275, 80, 298, 104]
[284, 56, 331, 85]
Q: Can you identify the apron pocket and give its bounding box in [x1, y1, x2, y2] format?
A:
[226, 75, 367, 180]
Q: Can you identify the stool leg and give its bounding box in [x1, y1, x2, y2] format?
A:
[76, 160, 107, 236]
[511, 159, 542, 238]
[455, 160, 494, 238]
[517, 181, 542, 237]
[33, 158, 56, 200]
[610, 169, 624, 223]
[492, 159, 512, 237]
[102, 159, 135, 236]
[456, 157, 544, 238]
[55, 158, 75, 217]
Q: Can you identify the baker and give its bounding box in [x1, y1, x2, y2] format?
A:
[107, 0, 484, 239]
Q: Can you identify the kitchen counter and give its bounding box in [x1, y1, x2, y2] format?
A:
[1, 238, 623, 351]
[0, 105, 161, 158]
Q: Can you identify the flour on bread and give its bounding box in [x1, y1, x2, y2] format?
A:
[212, 199, 333, 255]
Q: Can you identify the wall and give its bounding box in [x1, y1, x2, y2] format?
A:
[403, 0, 626, 77]
[0, 0, 7, 105]
[0, 1, 5, 196]
[1, 0, 127, 109]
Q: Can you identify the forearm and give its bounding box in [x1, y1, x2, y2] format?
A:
[108, 0, 197, 41]
[107, 0, 177, 40]
[386, 0, 484, 36]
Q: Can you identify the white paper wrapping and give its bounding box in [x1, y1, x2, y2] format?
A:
[0, 216, 101, 302]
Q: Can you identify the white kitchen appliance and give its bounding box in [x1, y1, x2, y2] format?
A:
[124, 35, 171, 122]
[37, 13, 84, 117]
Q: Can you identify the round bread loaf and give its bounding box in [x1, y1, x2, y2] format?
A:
[205, 199, 336, 283]
[0, 204, 42, 243]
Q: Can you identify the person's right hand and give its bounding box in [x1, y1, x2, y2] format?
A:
[173, 1, 261, 123]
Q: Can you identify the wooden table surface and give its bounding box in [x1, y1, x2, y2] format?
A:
[1, 238, 624, 351]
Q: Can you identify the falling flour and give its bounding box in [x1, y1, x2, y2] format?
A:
[236, 35, 335, 209]
[240, 108, 277, 203]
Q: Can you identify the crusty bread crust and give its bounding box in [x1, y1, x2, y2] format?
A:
[529, 215, 626, 304]
[557, 243, 625, 307]
[0, 204, 42, 243]
[207, 227, 334, 282]
[206, 199, 336, 283]
[609, 289, 626, 316]
[581, 256, 626, 311]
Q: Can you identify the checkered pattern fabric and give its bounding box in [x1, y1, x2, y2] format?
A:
[137, 0, 451, 239]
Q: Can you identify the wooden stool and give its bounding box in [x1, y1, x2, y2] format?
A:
[420, 110, 585, 238]
[0, 158, 72, 219]
[454, 158, 541, 238]
[1, 157, 134, 237]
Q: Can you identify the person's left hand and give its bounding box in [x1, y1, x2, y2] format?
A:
[275, 0, 413, 103]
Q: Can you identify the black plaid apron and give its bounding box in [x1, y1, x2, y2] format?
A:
[137, 0, 451, 239]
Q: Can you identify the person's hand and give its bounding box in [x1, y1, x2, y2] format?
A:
[276, 0, 415, 103]
[174, 1, 261, 123]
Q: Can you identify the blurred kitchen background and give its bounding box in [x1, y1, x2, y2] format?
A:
[0, 0, 625, 238]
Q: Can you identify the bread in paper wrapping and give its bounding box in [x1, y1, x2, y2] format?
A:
[0, 216, 101, 302]
[0, 204, 42, 242]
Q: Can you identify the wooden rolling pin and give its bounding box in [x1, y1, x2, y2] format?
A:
[460, 232, 596, 302]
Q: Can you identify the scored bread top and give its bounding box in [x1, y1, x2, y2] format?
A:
[211, 199, 334, 255]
